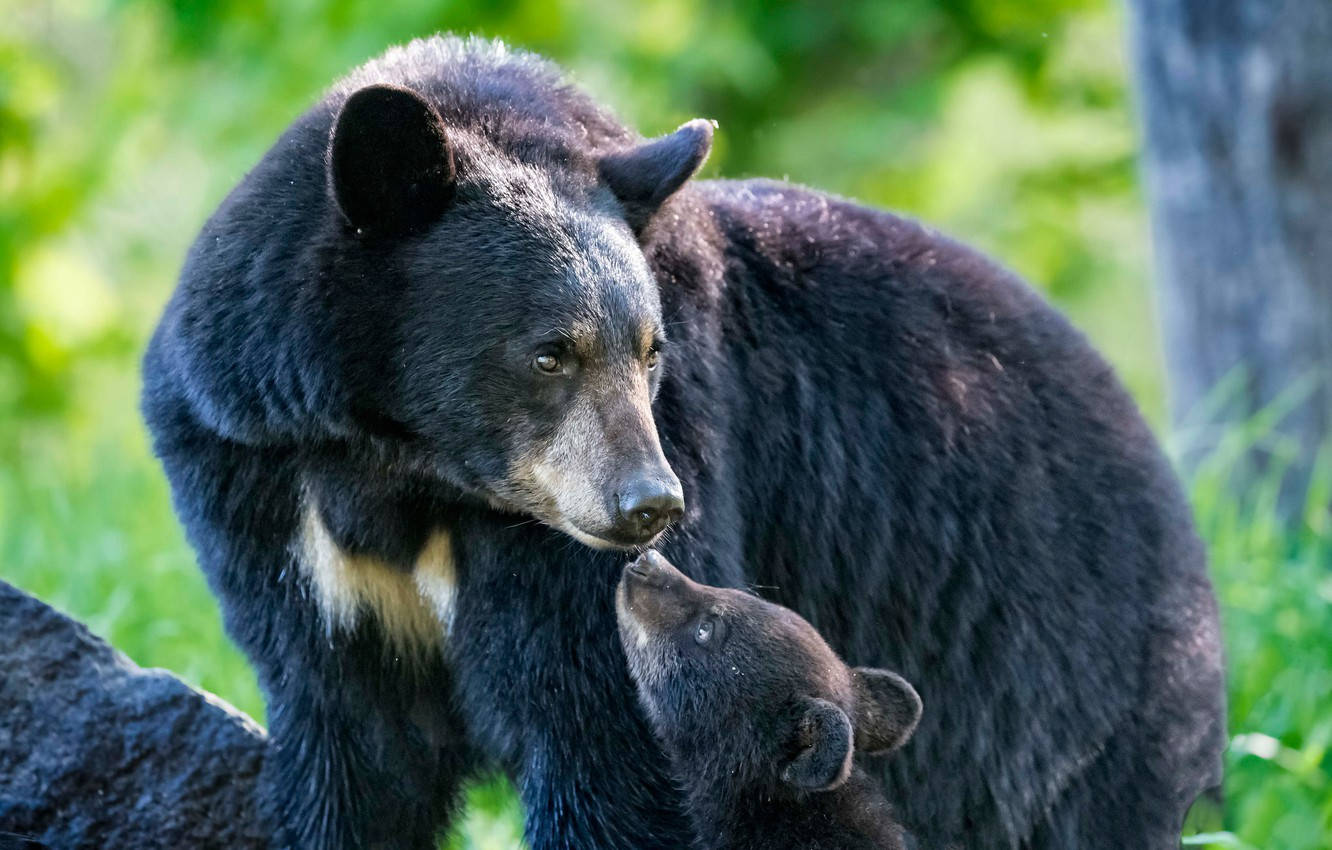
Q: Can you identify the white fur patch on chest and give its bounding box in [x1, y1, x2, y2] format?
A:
[297, 502, 456, 655]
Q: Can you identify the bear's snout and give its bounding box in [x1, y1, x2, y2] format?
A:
[614, 477, 685, 543]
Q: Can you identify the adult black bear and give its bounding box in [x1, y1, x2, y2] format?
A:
[142, 35, 1224, 850]
[616, 549, 922, 850]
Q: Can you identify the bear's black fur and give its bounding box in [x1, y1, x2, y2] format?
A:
[142, 35, 1225, 850]
[617, 550, 922, 850]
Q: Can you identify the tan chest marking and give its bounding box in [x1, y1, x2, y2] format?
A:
[298, 503, 456, 655]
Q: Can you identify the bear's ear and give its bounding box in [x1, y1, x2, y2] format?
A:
[598, 119, 714, 232]
[851, 668, 922, 756]
[780, 697, 854, 792]
[328, 84, 456, 236]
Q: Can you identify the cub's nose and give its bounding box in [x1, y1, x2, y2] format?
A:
[616, 478, 685, 542]
[624, 550, 685, 589]
[626, 549, 671, 582]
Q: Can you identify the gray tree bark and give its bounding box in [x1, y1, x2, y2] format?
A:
[0, 581, 268, 849]
[1126, 0, 1332, 518]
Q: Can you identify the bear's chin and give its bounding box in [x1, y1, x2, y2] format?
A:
[555, 520, 650, 552]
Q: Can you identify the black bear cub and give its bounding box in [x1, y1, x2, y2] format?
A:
[617, 551, 923, 850]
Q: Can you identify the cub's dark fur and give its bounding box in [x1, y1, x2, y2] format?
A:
[142, 34, 1225, 850]
[618, 550, 921, 850]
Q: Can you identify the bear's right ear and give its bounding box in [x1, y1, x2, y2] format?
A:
[781, 697, 854, 792]
[328, 84, 456, 236]
[851, 668, 922, 756]
[599, 119, 713, 233]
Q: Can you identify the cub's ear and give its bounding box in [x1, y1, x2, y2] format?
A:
[599, 119, 714, 232]
[328, 84, 456, 236]
[781, 697, 854, 792]
[851, 668, 922, 756]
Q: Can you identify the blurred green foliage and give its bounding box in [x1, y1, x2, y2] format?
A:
[0, 1, 1326, 848]
[1, 0, 1157, 421]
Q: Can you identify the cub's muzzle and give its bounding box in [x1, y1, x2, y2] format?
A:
[617, 550, 702, 635]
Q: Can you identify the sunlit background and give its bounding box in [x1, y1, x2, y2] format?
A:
[1, 1, 1327, 848]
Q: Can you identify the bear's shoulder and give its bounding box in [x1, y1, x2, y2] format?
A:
[688, 177, 1057, 332]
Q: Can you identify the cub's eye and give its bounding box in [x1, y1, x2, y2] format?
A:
[695, 618, 715, 646]
[646, 346, 661, 371]
[534, 353, 562, 374]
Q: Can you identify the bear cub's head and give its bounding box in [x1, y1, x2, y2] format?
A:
[616, 550, 921, 804]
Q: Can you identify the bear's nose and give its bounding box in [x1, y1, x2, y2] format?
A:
[616, 478, 685, 542]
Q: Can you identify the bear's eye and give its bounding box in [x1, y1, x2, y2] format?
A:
[534, 353, 562, 374]
[646, 346, 660, 371]
[695, 617, 715, 645]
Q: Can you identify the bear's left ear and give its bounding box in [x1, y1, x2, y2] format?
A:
[851, 668, 922, 756]
[328, 84, 456, 237]
[599, 119, 714, 232]
[781, 697, 854, 792]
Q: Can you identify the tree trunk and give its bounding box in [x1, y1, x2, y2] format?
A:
[1126, 0, 1332, 519]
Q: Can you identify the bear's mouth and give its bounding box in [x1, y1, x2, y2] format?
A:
[553, 516, 663, 552]
[496, 455, 678, 551]
[481, 480, 670, 551]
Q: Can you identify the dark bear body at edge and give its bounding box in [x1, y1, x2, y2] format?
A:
[141, 35, 1225, 850]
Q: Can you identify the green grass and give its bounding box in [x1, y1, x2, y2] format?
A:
[1179, 431, 1332, 850]
[1, 394, 1328, 849]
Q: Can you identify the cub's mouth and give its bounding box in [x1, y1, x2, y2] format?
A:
[614, 551, 702, 692]
[615, 550, 698, 634]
